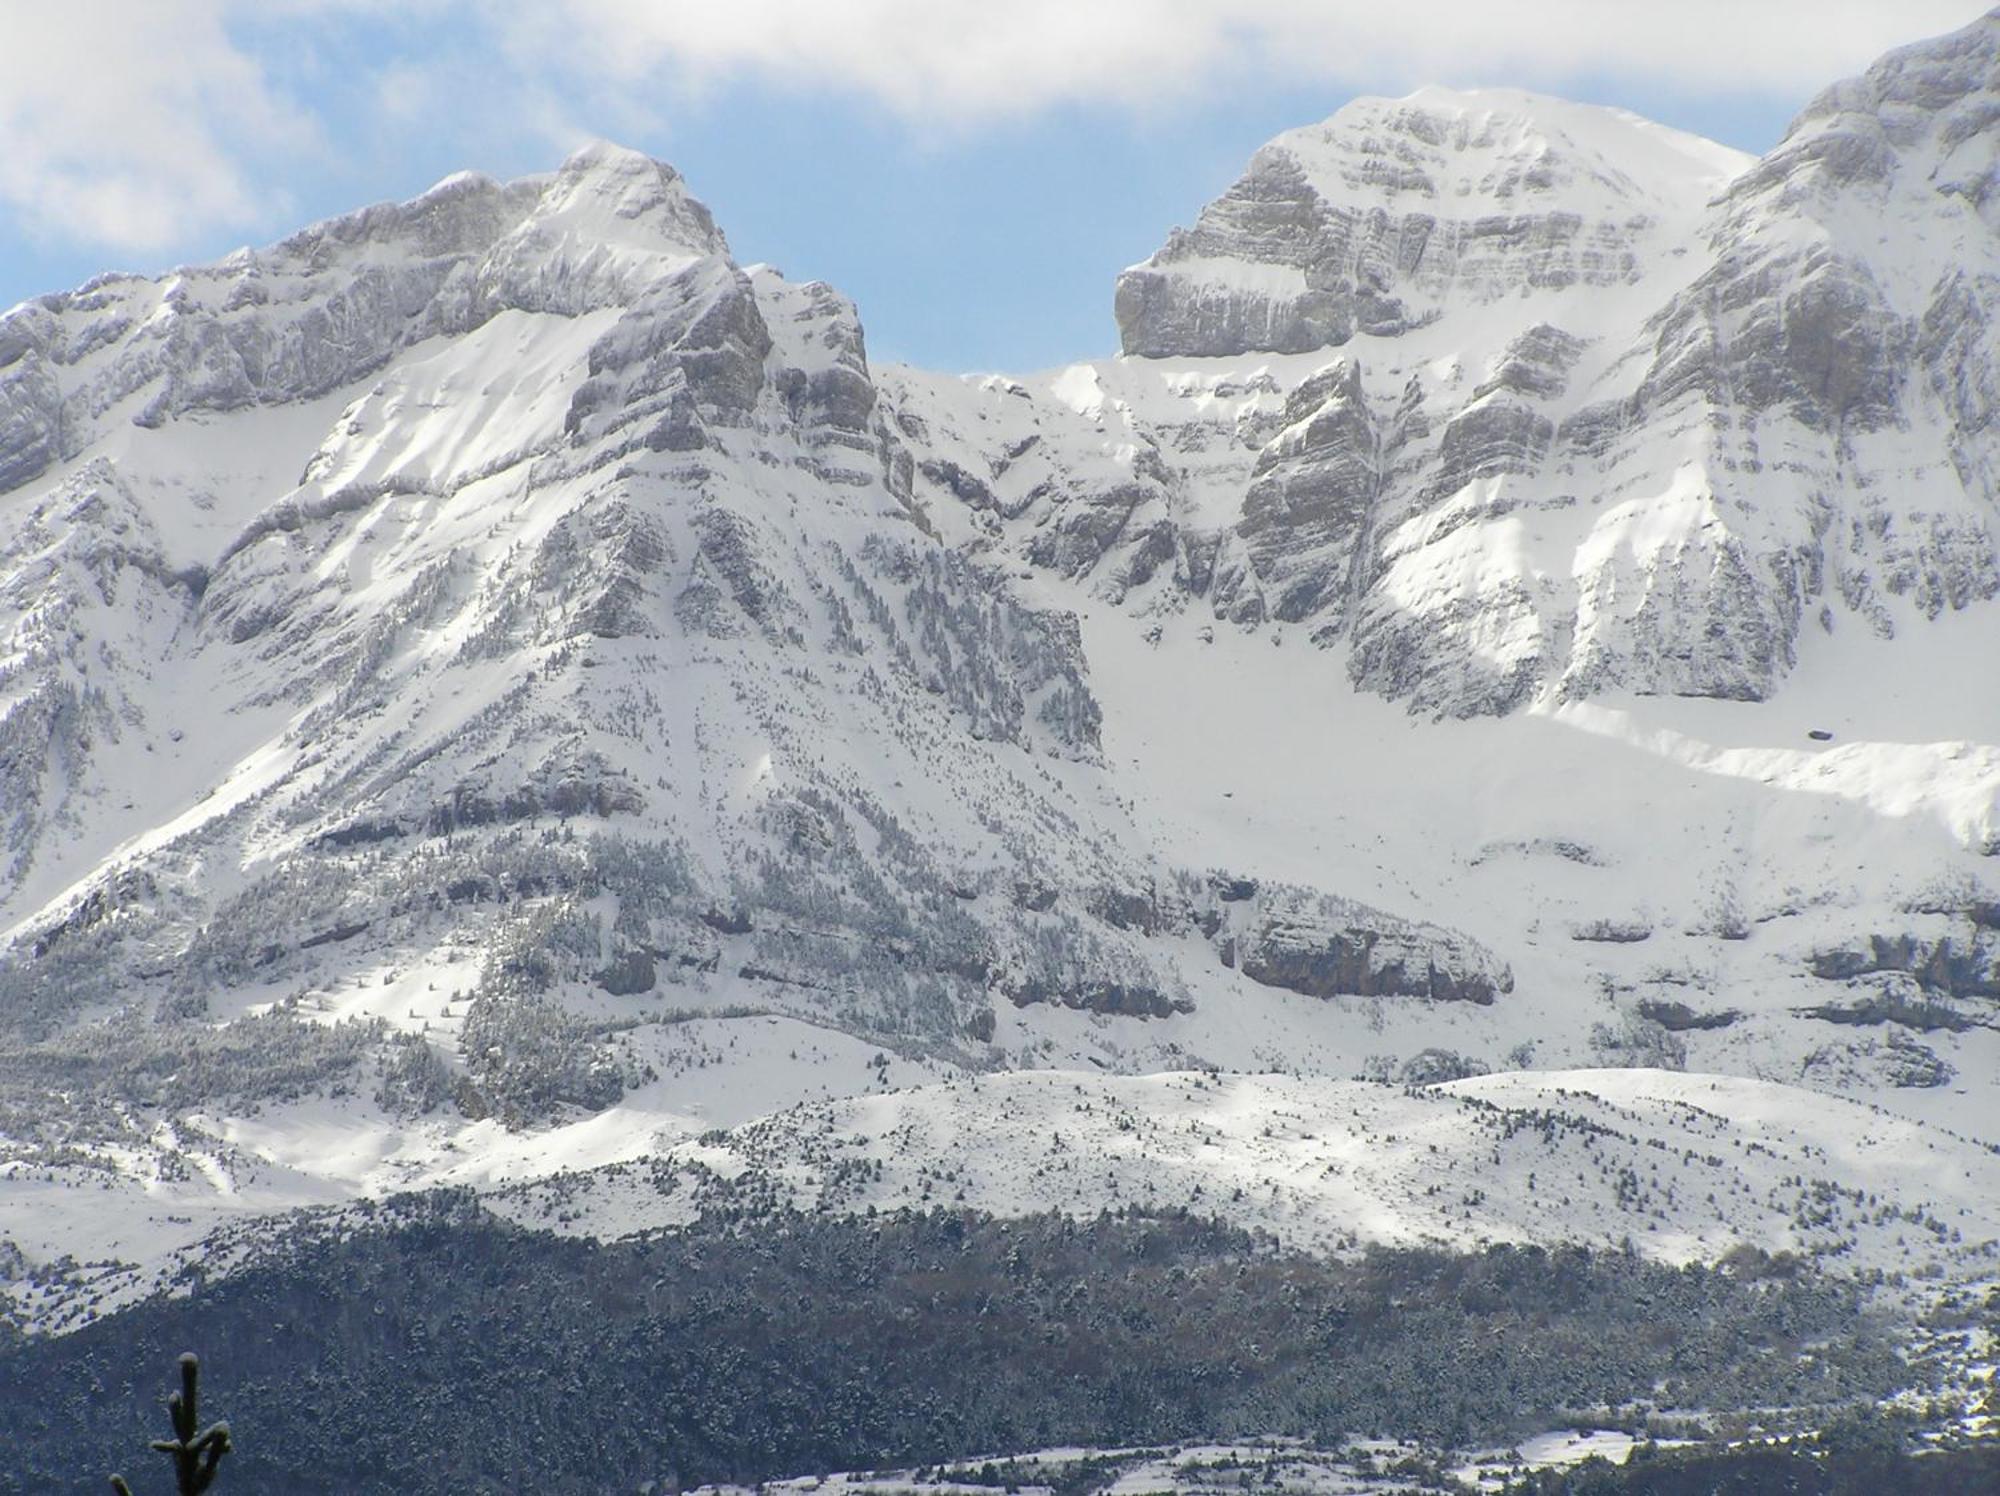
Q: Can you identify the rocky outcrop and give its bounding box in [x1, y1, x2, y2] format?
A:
[1637, 999, 1741, 1032]
[1809, 933, 2000, 1000]
[1224, 883, 1513, 1005]
[1005, 975, 1191, 1018]
[1232, 359, 1379, 626]
[0, 350, 63, 494]
[566, 259, 774, 450]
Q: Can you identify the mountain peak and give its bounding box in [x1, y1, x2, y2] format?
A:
[1719, 6, 2000, 291]
[516, 140, 730, 264]
[1114, 86, 1745, 360]
[1789, 5, 1999, 139]
[1792, 6, 1992, 161]
[1274, 87, 1751, 217]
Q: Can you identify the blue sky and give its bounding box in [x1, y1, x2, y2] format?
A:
[0, 2, 1986, 372]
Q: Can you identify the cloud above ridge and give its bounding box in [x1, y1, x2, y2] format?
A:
[0, 0, 1988, 259]
[529, 1, 1989, 116]
[0, 0, 314, 253]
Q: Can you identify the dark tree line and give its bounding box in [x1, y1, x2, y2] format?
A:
[0, 1195, 1932, 1493]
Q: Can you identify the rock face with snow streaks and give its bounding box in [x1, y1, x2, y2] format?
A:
[1114, 86, 1735, 360]
[1228, 882, 1514, 1006]
[1, 140, 1505, 1151]
[909, 20, 2000, 721]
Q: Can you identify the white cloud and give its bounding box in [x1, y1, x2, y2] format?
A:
[519, 0, 1992, 117]
[0, 0, 316, 254]
[0, 0, 1989, 260]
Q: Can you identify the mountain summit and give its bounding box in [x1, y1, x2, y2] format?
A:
[1115, 86, 1750, 360]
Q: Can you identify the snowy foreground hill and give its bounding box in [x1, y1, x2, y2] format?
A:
[4, 9, 2000, 1489]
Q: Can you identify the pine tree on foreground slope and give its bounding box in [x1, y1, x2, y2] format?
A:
[109, 1352, 231, 1495]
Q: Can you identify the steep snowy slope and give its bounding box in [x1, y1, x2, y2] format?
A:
[3, 9, 2000, 1347]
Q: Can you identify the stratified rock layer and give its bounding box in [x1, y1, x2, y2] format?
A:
[899, 23, 2000, 718]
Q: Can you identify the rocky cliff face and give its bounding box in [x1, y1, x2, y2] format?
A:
[1113, 87, 1743, 360]
[907, 18, 2000, 721]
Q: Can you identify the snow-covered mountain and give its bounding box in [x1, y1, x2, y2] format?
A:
[3, 8, 2000, 1351]
[903, 25, 2000, 719]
